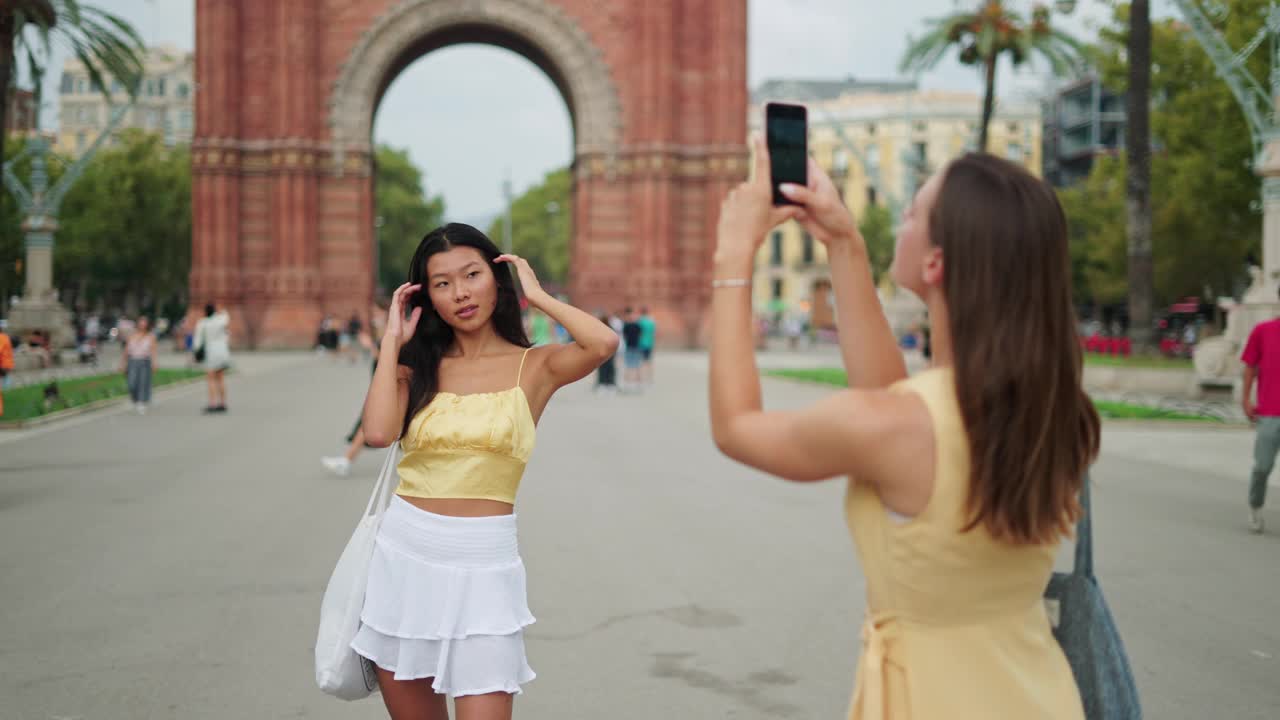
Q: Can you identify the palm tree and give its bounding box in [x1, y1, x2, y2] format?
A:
[1126, 0, 1153, 350]
[900, 1, 1084, 151]
[0, 0, 143, 169]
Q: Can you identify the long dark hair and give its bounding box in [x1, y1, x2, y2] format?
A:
[399, 223, 530, 436]
[931, 153, 1101, 545]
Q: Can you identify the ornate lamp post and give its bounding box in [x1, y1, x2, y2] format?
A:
[1161, 1, 1280, 386]
[1052, 1, 1280, 387]
[3, 103, 132, 347]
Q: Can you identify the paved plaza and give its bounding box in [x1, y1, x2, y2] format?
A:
[1, 351, 1277, 719]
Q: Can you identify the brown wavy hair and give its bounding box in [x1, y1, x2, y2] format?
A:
[931, 153, 1100, 545]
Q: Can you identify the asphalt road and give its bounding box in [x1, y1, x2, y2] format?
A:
[1, 350, 1276, 719]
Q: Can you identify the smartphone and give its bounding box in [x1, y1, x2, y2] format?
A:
[765, 102, 808, 205]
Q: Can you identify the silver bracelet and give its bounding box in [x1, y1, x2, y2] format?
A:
[711, 278, 751, 289]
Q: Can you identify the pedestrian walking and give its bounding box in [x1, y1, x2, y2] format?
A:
[352, 223, 616, 719]
[340, 311, 363, 364]
[1240, 287, 1280, 534]
[193, 304, 232, 414]
[322, 307, 386, 477]
[709, 140, 1101, 719]
[0, 325, 13, 418]
[621, 307, 643, 392]
[594, 311, 619, 392]
[638, 306, 657, 386]
[120, 316, 158, 414]
[529, 308, 552, 346]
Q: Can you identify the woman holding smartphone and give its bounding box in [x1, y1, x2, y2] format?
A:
[353, 223, 618, 720]
[708, 136, 1098, 719]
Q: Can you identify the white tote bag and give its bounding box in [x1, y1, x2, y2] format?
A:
[315, 444, 401, 700]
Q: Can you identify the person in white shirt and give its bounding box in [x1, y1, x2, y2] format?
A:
[192, 303, 232, 413]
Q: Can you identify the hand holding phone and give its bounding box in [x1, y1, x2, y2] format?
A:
[766, 103, 808, 206]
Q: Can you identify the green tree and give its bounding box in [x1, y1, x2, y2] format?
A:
[1063, 3, 1263, 312]
[488, 168, 571, 286]
[900, 1, 1084, 150]
[0, 0, 143, 179]
[1059, 155, 1127, 305]
[858, 203, 895, 282]
[54, 130, 189, 314]
[375, 144, 445, 294]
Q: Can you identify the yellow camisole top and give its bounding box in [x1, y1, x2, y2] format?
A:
[396, 348, 535, 504]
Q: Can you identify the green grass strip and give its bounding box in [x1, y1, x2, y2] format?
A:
[1083, 354, 1193, 370]
[764, 368, 1219, 423]
[1, 368, 206, 422]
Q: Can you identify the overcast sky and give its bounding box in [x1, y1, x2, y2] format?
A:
[33, 0, 1178, 222]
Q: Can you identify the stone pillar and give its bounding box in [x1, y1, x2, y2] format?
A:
[22, 230, 53, 299]
[9, 227, 75, 348]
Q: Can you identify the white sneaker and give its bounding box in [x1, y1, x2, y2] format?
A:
[137, 403, 147, 415]
[322, 456, 351, 477]
[1249, 508, 1265, 534]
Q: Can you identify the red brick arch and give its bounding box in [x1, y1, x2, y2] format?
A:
[191, 0, 747, 347]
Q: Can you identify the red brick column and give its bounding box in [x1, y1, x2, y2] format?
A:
[190, 0, 247, 343]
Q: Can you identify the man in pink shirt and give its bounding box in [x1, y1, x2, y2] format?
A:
[1240, 307, 1280, 534]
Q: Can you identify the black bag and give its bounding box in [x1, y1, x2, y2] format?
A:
[194, 343, 206, 363]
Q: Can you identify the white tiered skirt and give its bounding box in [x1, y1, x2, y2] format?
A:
[350, 496, 536, 697]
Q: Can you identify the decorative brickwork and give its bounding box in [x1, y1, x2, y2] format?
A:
[192, 0, 747, 347]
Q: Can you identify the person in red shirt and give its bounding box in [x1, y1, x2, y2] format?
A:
[1240, 301, 1280, 534]
[0, 328, 13, 417]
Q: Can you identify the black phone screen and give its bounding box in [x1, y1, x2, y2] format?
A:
[766, 103, 807, 205]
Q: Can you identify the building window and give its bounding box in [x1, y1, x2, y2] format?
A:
[913, 142, 927, 164]
[179, 109, 192, 130]
[1006, 143, 1025, 162]
[76, 132, 87, 152]
[802, 233, 815, 265]
[770, 231, 784, 267]
[78, 107, 92, 123]
[833, 148, 848, 172]
[771, 278, 784, 300]
[867, 123, 876, 136]
[61, 75, 74, 94]
[111, 79, 123, 94]
[157, 78, 166, 96]
[866, 144, 880, 170]
[77, 78, 87, 94]
[1007, 122, 1020, 134]
[177, 83, 190, 99]
[867, 186, 878, 206]
[914, 121, 927, 133]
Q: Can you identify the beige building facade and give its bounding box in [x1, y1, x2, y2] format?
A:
[56, 45, 194, 155]
[749, 80, 1042, 330]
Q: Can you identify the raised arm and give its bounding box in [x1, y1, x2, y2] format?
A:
[361, 283, 421, 447]
[779, 160, 906, 388]
[709, 135, 915, 483]
[497, 254, 619, 391]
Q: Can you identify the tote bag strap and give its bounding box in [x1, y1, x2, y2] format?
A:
[1073, 473, 1094, 578]
[363, 441, 403, 519]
